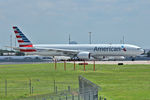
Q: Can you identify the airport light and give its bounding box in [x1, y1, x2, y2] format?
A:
[89, 32, 92, 44]
[10, 34, 12, 51]
[123, 36, 125, 44]
[69, 34, 71, 44]
[15, 37, 16, 47]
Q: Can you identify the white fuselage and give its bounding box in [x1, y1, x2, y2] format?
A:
[29, 44, 144, 57]
[12, 26, 144, 60]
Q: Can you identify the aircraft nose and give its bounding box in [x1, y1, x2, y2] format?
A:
[140, 49, 145, 54]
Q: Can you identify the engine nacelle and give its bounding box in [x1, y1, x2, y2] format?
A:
[77, 52, 91, 60]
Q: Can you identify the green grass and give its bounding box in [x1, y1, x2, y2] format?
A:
[0, 63, 150, 100]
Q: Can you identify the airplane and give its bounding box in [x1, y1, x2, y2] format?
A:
[11, 26, 144, 60]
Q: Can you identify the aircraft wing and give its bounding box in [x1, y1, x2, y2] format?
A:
[5, 46, 80, 55]
[37, 48, 79, 55]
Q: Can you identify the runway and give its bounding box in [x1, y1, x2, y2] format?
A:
[68, 60, 150, 65]
[1, 60, 150, 65]
[0, 62, 50, 65]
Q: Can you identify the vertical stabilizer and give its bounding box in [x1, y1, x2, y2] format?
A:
[13, 26, 36, 52]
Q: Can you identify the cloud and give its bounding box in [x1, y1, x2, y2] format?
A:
[0, 0, 150, 48]
[37, 1, 54, 11]
[0, 7, 7, 21]
[94, 0, 119, 3]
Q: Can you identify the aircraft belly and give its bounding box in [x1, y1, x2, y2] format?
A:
[26, 51, 66, 56]
[41, 51, 66, 56]
[92, 51, 128, 56]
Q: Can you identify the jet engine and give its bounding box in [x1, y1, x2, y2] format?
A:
[77, 52, 91, 59]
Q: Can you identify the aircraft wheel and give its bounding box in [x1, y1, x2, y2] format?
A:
[131, 58, 135, 61]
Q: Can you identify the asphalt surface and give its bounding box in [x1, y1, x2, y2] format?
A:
[1, 60, 150, 65]
[0, 62, 51, 65]
[69, 61, 150, 65]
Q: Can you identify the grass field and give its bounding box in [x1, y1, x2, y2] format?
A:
[0, 63, 150, 100]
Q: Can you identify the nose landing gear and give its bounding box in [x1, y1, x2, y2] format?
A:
[131, 58, 135, 61]
[131, 56, 135, 61]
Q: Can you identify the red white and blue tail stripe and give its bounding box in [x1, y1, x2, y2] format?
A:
[13, 26, 36, 52]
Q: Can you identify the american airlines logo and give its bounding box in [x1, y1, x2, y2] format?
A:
[121, 46, 127, 51]
[94, 46, 127, 52]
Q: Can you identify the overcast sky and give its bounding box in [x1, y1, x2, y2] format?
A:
[0, 0, 150, 49]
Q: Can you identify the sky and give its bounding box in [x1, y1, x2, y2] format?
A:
[0, 0, 150, 49]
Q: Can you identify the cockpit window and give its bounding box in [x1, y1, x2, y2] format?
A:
[137, 48, 141, 50]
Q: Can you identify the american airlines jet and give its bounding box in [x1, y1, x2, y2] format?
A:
[12, 26, 144, 60]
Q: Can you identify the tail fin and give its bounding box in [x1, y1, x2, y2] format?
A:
[13, 26, 36, 52]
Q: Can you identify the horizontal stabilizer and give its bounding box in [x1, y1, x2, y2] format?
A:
[5, 46, 20, 51]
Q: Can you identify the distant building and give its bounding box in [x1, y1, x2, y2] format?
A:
[3, 53, 16, 56]
[69, 41, 78, 44]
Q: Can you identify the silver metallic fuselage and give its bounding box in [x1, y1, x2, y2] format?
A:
[30, 44, 144, 57]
